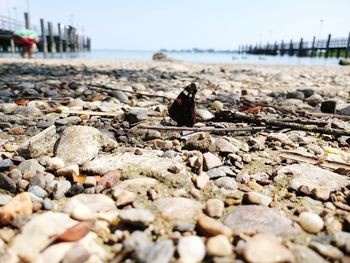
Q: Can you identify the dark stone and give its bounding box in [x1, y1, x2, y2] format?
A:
[65, 184, 85, 197]
[0, 159, 14, 171]
[339, 105, 350, 116]
[339, 59, 350, 66]
[125, 109, 148, 124]
[297, 89, 315, 98]
[286, 91, 305, 100]
[152, 52, 167, 61]
[321, 100, 337, 114]
[0, 174, 17, 193]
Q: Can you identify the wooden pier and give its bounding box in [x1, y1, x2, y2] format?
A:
[239, 33, 350, 58]
[0, 12, 91, 56]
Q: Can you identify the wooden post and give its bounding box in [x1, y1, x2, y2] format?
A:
[298, 38, 303, 57]
[24, 12, 31, 29]
[289, 39, 293, 56]
[47, 22, 56, 53]
[280, 40, 284, 56]
[57, 23, 63, 53]
[310, 36, 316, 57]
[325, 34, 331, 58]
[87, 37, 91, 51]
[345, 32, 350, 58]
[63, 26, 68, 52]
[10, 39, 15, 53]
[40, 19, 48, 57]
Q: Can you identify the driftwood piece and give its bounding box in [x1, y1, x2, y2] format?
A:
[137, 124, 266, 133]
[280, 151, 350, 175]
[89, 84, 170, 99]
[60, 109, 124, 117]
[214, 111, 350, 136]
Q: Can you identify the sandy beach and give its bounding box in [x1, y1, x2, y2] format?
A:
[0, 58, 349, 262]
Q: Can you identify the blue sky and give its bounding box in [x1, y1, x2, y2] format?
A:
[1, 0, 349, 50]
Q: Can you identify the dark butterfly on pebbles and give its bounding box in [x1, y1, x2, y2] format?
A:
[168, 83, 197, 127]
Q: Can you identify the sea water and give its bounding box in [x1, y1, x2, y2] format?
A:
[0, 49, 341, 65]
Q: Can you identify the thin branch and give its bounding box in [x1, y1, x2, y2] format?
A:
[59, 109, 124, 117]
[89, 84, 170, 99]
[137, 124, 266, 133]
[214, 110, 350, 136]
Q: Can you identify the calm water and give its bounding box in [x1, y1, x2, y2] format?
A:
[0, 49, 341, 65]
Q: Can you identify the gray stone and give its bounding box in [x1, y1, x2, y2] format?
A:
[209, 138, 239, 154]
[82, 151, 189, 186]
[174, 222, 195, 232]
[63, 194, 117, 217]
[53, 179, 71, 200]
[224, 205, 300, 237]
[305, 94, 324, 106]
[155, 197, 202, 222]
[111, 90, 129, 103]
[125, 108, 148, 123]
[339, 105, 350, 116]
[55, 125, 102, 165]
[55, 116, 81, 126]
[0, 174, 16, 193]
[286, 91, 305, 100]
[28, 186, 48, 198]
[14, 106, 42, 117]
[214, 176, 238, 189]
[288, 244, 328, 263]
[18, 126, 58, 158]
[207, 166, 235, 179]
[0, 159, 14, 171]
[119, 208, 155, 227]
[17, 159, 45, 176]
[0, 193, 12, 205]
[124, 231, 152, 262]
[145, 240, 174, 263]
[275, 163, 349, 191]
[203, 152, 223, 171]
[29, 174, 46, 189]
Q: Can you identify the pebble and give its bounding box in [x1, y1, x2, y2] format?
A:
[195, 172, 209, 189]
[55, 125, 102, 165]
[0, 192, 33, 224]
[209, 138, 239, 154]
[0, 159, 14, 171]
[17, 125, 58, 158]
[65, 184, 85, 197]
[196, 109, 215, 121]
[211, 100, 224, 111]
[46, 157, 65, 170]
[17, 159, 45, 177]
[245, 191, 272, 206]
[224, 205, 300, 236]
[320, 100, 337, 113]
[115, 190, 137, 207]
[155, 197, 202, 222]
[309, 242, 344, 260]
[305, 94, 324, 106]
[57, 164, 79, 178]
[184, 132, 213, 152]
[125, 108, 148, 123]
[119, 208, 155, 227]
[243, 234, 294, 263]
[203, 152, 223, 171]
[53, 179, 71, 199]
[145, 240, 175, 263]
[111, 90, 129, 103]
[206, 235, 232, 257]
[298, 212, 324, 234]
[207, 166, 235, 179]
[177, 236, 206, 263]
[28, 185, 48, 199]
[205, 199, 225, 218]
[312, 186, 331, 201]
[98, 170, 121, 189]
[0, 174, 17, 193]
[197, 215, 233, 237]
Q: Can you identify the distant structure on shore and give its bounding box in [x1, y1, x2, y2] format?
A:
[160, 48, 236, 54]
[239, 33, 350, 58]
[0, 12, 91, 57]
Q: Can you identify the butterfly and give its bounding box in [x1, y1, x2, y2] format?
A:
[168, 83, 197, 127]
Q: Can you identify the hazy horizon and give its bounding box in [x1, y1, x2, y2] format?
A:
[0, 0, 349, 50]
